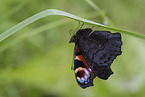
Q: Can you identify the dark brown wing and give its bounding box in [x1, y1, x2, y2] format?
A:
[76, 28, 122, 80]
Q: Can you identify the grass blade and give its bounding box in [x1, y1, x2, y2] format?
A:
[0, 9, 145, 42]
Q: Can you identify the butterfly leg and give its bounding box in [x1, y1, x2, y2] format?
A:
[74, 21, 84, 34]
[88, 25, 100, 37]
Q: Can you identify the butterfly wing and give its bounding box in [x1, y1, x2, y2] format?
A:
[76, 28, 122, 80]
[73, 44, 95, 88]
[70, 33, 95, 88]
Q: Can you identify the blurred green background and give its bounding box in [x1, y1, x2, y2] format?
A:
[0, 0, 145, 97]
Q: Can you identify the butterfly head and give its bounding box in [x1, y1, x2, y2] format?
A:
[69, 35, 76, 43]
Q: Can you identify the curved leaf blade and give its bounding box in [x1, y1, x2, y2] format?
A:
[0, 9, 145, 42]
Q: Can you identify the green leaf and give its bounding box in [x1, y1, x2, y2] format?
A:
[0, 9, 145, 42]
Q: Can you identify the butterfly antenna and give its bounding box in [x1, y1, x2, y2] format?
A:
[88, 25, 100, 37]
[71, 65, 74, 70]
[69, 29, 73, 36]
[70, 57, 74, 70]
